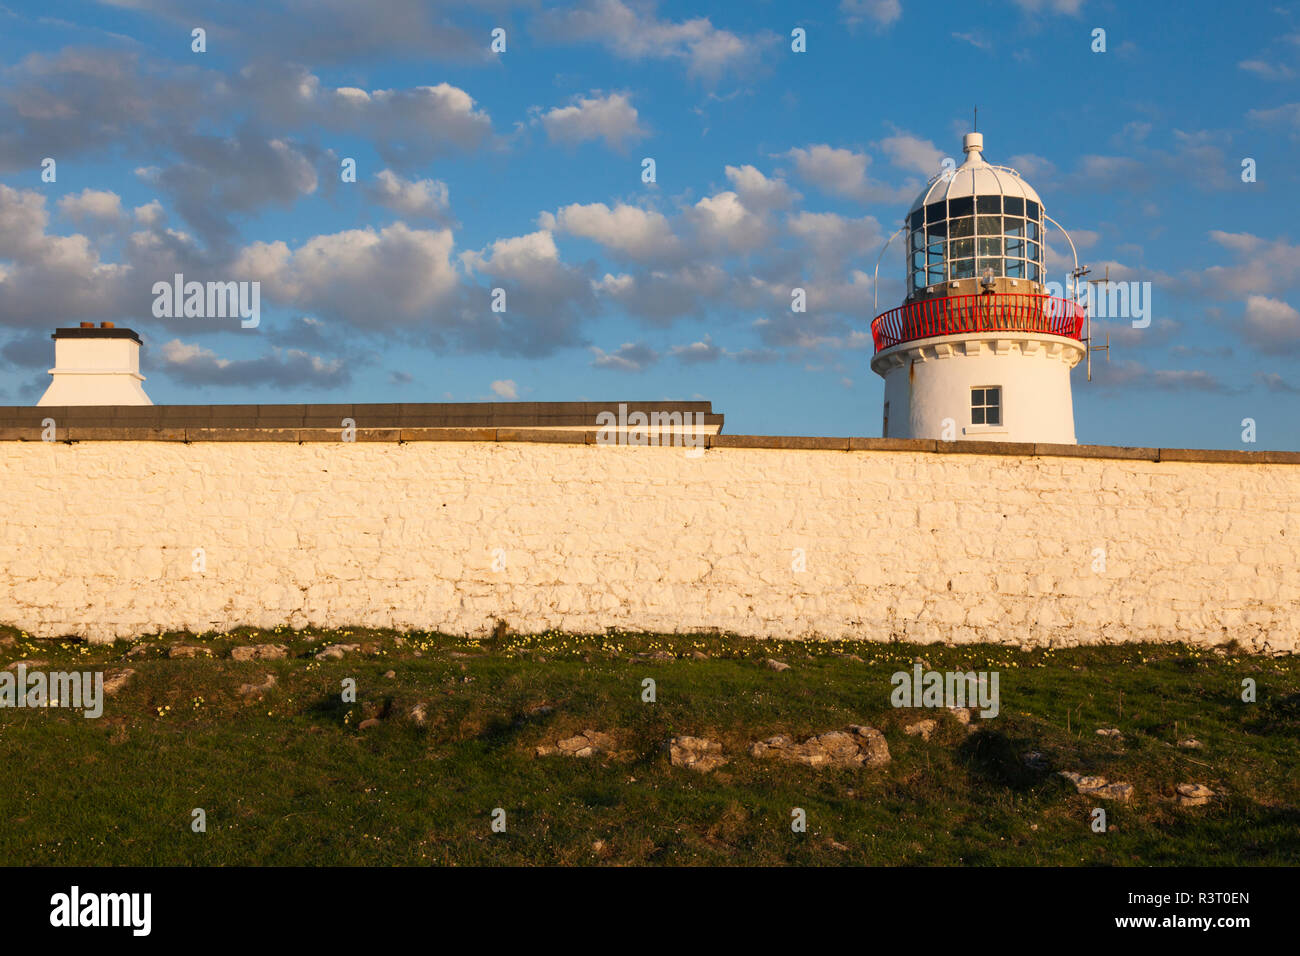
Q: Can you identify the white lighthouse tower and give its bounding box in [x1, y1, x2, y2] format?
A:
[870, 132, 1086, 443]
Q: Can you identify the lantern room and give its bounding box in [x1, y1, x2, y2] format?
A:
[870, 132, 1087, 445]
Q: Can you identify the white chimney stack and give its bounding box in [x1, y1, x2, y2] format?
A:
[37, 323, 152, 406]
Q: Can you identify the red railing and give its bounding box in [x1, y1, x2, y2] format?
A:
[871, 293, 1086, 352]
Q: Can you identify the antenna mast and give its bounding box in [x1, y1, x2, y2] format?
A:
[1083, 266, 1114, 382]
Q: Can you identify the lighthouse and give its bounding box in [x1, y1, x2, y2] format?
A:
[870, 132, 1086, 444]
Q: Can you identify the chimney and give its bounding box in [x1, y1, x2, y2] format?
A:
[36, 323, 152, 406]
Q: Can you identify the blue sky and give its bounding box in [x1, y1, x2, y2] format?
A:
[1, 0, 1298, 449]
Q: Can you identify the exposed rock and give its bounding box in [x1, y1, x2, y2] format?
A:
[1059, 771, 1133, 802]
[409, 702, 428, 726]
[230, 643, 288, 662]
[946, 707, 973, 725]
[765, 658, 791, 672]
[644, 650, 673, 662]
[1095, 728, 1123, 739]
[750, 725, 890, 768]
[1175, 783, 1214, 807]
[358, 718, 382, 731]
[670, 736, 729, 772]
[168, 644, 212, 659]
[1177, 738, 1203, 749]
[237, 674, 276, 697]
[538, 729, 614, 758]
[383, 670, 396, 679]
[124, 644, 155, 658]
[691, 650, 710, 660]
[903, 719, 937, 741]
[4, 659, 48, 670]
[103, 669, 135, 695]
[314, 643, 360, 661]
[523, 702, 554, 718]
[828, 840, 850, 852]
[592, 840, 605, 853]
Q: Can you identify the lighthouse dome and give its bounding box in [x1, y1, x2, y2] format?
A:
[903, 133, 1047, 298]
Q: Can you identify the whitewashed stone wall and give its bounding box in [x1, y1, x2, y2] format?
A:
[1, 440, 1296, 650]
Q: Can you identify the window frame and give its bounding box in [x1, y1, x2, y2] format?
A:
[970, 385, 1003, 427]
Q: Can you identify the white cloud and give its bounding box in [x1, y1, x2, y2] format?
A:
[543, 202, 679, 260]
[723, 164, 799, 212]
[782, 144, 907, 202]
[1010, 0, 1086, 14]
[1242, 295, 1300, 352]
[877, 133, 944, 175]
[669, 335, 722, 364]
[590, 341, 659, 371]
[491, 378, 518, 399]
[689, 190, 768, 252]
[539, 92, 647, 151]
[537, 0, 769, 81]
[839, 0, 902, 28]
[367, 169, 452, 222]
[1238, 59, 1295, 80]
[133, 200, 165, 227]
[57, 188, 125, 225]
[234, 222, 460, 328]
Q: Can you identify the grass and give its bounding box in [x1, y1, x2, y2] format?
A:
[1, 625, 1297, 866]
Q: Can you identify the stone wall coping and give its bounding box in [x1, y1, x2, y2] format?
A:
[0, 423, 1295, 464]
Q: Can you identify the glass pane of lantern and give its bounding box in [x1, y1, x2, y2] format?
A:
[927, 266, 945, 284]
[1003, 196, 1024, 216]
[1027, 220, 1040, 241]
[1026, 261, 1040, 281]
[976, 195, 1001, 214]
[978, 257, 1003, 276]
[1005, 259, 1025, 278]
[913, 251, 926, 270]
[926, 201, 946, 223]
[1025, 240, 1040, 262]
[927, 219, 947, 239]
[978, 237, 1002, 256]
[1025, 200, 1039, 221]
[1005, 237, 1025, 257]
[927, 243, 945, 264]
[948, 196, 974, 218]
[950, 238, 974, 258]
[977, 215, 1001, 236]
[909, 209, 924, 231]
[1005, 217, 1025, 238]
[949, 217, 973, 238]
[912, 230, 926, 250]
[952, 258, 975, 279]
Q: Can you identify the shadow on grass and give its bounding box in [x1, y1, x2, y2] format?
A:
[957, 729, 1048, 791]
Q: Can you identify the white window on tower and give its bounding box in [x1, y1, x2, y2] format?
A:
[971, 386, 1001, 426]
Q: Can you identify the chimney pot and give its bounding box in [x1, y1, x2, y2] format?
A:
[80, 322, 94, 328]
[101, 321, 115, 328]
